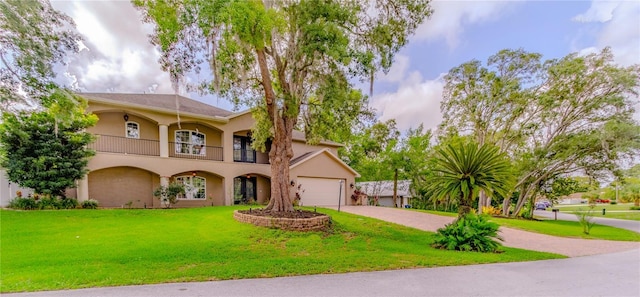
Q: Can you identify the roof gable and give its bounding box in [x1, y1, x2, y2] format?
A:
[290, 149, 360, 177]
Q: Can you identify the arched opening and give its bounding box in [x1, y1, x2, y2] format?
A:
[234, 173, 270, 205]
[88, 166, 158, 208]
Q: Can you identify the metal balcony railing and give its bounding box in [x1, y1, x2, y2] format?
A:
[89, 135, 223, 161]
[89, 134, 160, 156]
[169, 142, 223, 161]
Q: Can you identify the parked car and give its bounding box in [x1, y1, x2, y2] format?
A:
[535, 202, 548, 210]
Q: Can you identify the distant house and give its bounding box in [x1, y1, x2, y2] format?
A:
[356, 180, 412, 207]
[0, 169, 34, 207]
[559, 192, 586, 204]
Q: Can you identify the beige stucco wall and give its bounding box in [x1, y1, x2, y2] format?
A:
[291, 142, 338, 158]
[256, 175, 271, 204]
[290, 153, 356, 206]
[89, 112, 160, 140]
[88, 167, 158, 208]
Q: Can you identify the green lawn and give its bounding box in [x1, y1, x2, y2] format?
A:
[549, 204, 640, 221]
[490, 217, 640, 241]
[0, 207, 562, 293]
[413, 209, 640, 240]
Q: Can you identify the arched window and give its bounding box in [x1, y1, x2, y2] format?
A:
[175, 176, 206, 199]
[175, 130, 206, 155]
[125, 122, 140, 139]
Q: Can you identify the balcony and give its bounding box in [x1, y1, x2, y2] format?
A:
[169, 142, 223, 161]
[89, 134, 159, 156]
[89, 134, 223, 161]
[234, 149, 269, 164]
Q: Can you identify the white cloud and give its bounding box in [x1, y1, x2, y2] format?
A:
[51, 1, 174, 94]
[371, 72, 445, 132]
[414, 1, 521, 48]
[379, 55, 410, 83]
[572, 1, 640, 121]
[572, 1, 640, 67]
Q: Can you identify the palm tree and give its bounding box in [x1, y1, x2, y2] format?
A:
[426, 141, 513, 218]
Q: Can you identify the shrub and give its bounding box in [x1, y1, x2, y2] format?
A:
[37, 196, 59, 209]
[153, 182, 185, 208]
[610, 200, 617, 205]
[8, 197, 37, 210]
[482, 206, 502, 216]
[575, 207, 596, 235]
[81, 199, 99, 209]
[432, 213, 503, 253]
[58, 198, 79, 209]
[630, 206, 640, 211]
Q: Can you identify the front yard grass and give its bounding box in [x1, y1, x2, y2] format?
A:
[1, 207, 562, 293]
[550, 204, 640, 221]
[489, 217, 640, 241]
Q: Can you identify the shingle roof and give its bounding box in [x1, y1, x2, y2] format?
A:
[80, 92, 233, 118]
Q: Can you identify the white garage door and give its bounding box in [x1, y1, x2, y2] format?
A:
[297, 177, 345, 206]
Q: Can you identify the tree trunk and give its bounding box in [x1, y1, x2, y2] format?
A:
[264, 122, 294, 212]
[477, 190, 487, 214]
[255, 48, 296, 212]
[458, 192, 473, 218]
[393, 168, 398, 208]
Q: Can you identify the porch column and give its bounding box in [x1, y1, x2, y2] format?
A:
[158, 176, 170, 208]
[159, 124, 169, 158]
[77, 174, 89, 202]
[224, 175, 234, 206]
[223, 130, 234, 162]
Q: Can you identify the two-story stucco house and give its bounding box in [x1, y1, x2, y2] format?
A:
[68, 93, 358, 208]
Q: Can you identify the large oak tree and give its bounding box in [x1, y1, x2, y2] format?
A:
[134, 0, 433, 211]
[440, 48, 640, 217]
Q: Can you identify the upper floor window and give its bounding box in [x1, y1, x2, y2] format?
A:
[126, 122, 139, 139]
[233, 136, 255, 162]
[175, 130, 205, 155]
[176, 176, 206, 199]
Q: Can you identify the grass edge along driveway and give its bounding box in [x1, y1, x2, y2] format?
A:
[1, 207, 562, 293]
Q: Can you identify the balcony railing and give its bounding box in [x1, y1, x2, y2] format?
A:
[89, 134, 160, 156]
[89, 134, 223, 161]
[169, 142, 223, 161]
[234, 149, 269, 164]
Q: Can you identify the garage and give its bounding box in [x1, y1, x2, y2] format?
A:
[296, 177, 345, 206]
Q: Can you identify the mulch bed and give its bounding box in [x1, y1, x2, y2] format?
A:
[238, 208, 327, 219]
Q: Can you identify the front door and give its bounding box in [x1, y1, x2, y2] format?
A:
[234, 176, 257, 204]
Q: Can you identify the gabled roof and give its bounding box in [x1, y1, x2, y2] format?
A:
[290, 148, 360, 177]
[80, 92, 233, 118]
[356, 180, 412, 197]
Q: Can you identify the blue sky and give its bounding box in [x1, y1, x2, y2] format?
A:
[51, 0, 640, 132]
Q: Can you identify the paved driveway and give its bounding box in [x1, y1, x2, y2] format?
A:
[338, 206, 640, 257]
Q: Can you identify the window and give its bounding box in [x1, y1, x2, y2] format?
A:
[233, 136, 255, 162]
[126, 122, 139, 139]
[175, 130, 206, 155]
[176, 176, 206, 199]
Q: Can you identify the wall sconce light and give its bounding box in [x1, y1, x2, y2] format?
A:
[350, 183, 354, 189]
[123, 114, 129, 121]
[192, 171, 197, 176]
[290, 180, 295, 186]
[246, 174, 251, 179]
[246, 131, 252, 138]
